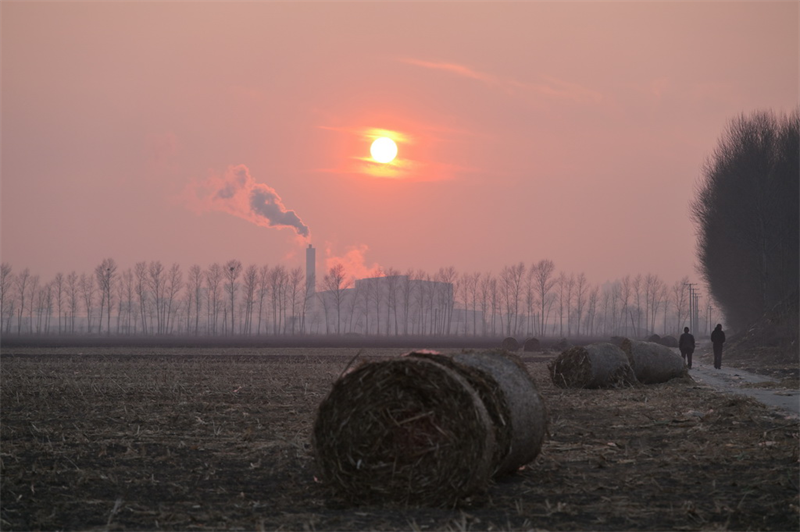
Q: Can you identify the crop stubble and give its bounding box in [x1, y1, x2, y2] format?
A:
[0, 347, 797, 531]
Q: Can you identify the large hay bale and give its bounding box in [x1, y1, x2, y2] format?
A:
[523, 337, 541, 352]
[313, 356, 495, 506]
[501, 337, 520, 351]
[453, 351, 547, 476]
[407, 352, 512, 475]
[647, 334, 662, 343]
[548, 343, 638, 389]
[660, 335, 679, 348]
[554, 337, 573, 351]
[619, 338, 687, 384]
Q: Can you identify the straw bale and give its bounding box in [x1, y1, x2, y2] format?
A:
[619, 338, 687, 384]
[406, 352, 512, 473]
[647, 334, 662, 343]
[660, 335, 678, 348]
[453, 351, 547, 476]
[313, 356, 496, 506]
[523, 337, 541, 352]
[501, 337, 520, 351]
[554, 338, 573, 350]
[548, 343, 638, 389]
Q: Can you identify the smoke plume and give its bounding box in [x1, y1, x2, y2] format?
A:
[187, 164, 310, 238]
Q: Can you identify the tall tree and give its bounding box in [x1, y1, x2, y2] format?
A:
[691, 109, 799, 329]
[224, 260, 242, 335]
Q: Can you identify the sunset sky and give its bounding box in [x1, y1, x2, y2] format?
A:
[2, 2, 797, 288]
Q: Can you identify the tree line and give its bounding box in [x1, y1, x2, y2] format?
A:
[0, 259, 717, 340]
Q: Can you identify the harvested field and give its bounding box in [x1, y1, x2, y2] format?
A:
[1, 346, 798, 531]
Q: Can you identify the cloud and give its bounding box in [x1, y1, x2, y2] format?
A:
[185, 164, 310, 239]
[399, 57, 602, 104]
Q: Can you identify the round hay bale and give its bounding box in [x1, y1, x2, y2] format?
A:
[501, 337, 520, 351]
[453, 351, 547, 476]
[554, 337, 572, 351]
[523, 337, 541, 352]
[548, 343, 638, 389]
[313, 356, 496, 506]
[660, 335, 678, 348]
[647, 334, 661, 343]
[619, 338, 687, 384]
[406, 352, 512, 475]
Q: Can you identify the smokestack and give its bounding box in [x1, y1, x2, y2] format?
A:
[306, 244, 316, 296]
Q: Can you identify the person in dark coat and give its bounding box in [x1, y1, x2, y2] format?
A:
[711, 324, 726, 369]
[679, 326, 695, 369]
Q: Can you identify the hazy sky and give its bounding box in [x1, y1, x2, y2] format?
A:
[2, 2, 797, 287]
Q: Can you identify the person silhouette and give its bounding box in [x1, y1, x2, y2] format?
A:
[711, 324, 726, 369]
[679, 326, 695, 369]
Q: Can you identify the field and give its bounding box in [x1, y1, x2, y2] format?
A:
[1, 346, 798, 531]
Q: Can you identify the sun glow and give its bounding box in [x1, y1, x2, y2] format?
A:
[370, 137, 398, 163]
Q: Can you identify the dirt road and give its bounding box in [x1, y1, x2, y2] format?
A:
[688, 361, 799, 416]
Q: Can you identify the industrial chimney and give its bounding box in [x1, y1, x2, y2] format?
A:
[306, 244, 316, 297]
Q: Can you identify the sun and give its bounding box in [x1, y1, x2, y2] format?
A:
[370, 137, 398, 163]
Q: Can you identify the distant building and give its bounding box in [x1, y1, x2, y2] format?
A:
[312, 274, 455, 335]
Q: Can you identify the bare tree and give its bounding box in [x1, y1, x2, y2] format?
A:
[224, 260, 242, 336]
[206, 263, 223, 336]
[95, 258, 117, 335]
[241, 264, 259, 335]
[322, 263, 350, 334]
[164, 263, 183, 334]
[79, 273, 96, 334]
[14, 268, 30, 334]
[574, 273, 588, 337]
[134, 262, 149, 335]
[256, 265, 270, 334]
[188, 265, 204, 336]
[532, 260, 556, 337]
[52, 272, 64, 334]
[1, 263, 14, 335]
[66, 271, 79, 334]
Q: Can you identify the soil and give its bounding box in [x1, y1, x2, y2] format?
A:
[1, 346, 798, 531]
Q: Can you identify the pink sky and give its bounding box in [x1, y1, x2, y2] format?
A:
[2, 2, 797, 288]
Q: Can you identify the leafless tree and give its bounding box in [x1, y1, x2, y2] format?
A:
[134, 262, 149, 335]
[269, 265, 287, 334]
[66, 271, 78, 334]
[322, 263, 350, 334]
[241, 264, 258, 335]
[224, 260, 242, 336]
[573, 273, 588, 337]
[95, 258, 117, 335]
[1, 263, 15, 335]
[206, 263, 223, 336]
[79, 273, 95, 334]
[164, 263, 183, 334]
[256, 265, 270, 334]
[14, 268, 30, 334]
[188, 265, 204, 336]
[532, 260, 556, 337]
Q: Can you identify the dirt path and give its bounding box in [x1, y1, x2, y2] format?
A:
[688, 361, 799, 416]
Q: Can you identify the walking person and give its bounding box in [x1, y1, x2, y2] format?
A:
[679, 326, 695, 369]
[711, 323, 725, 369]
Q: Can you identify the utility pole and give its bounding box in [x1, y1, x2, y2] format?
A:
[685, 283, 700, 334]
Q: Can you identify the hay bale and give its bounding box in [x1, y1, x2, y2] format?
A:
[501, 337, 520, 351]
[548, 343, 638, 389]
[406, 352, 512, 475]
[523, 337, 541, 352]
[554, 337, 573, 351]
[313, 356, 495, 506]
[660, 335, 678, 348]
[453, 351, 547, 476]
[620, 338, 687, 384]
[647, 334, 661, 343]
